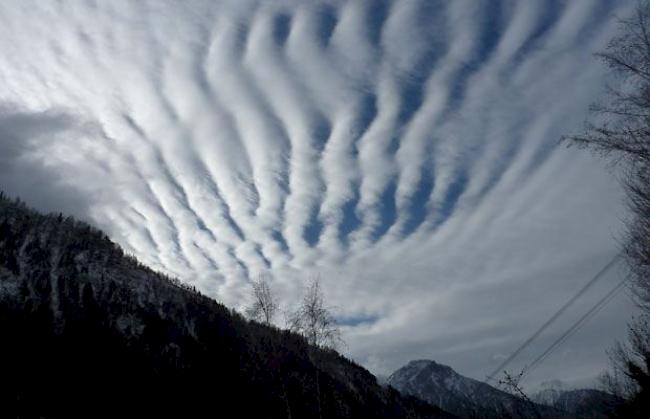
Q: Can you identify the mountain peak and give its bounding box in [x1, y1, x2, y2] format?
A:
[408, 359, 454, 371]
[389, 359, 555, 418]
[407, 359, 448, 368]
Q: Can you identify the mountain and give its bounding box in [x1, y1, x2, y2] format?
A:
[0, 193, 453, 419]
[387, 360, 557, 418]
[533, 388, 623, 418]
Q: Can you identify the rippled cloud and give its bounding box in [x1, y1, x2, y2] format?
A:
[0, 0, 639, 389]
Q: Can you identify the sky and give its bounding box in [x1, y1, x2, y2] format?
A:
[0, 0, 641, 391]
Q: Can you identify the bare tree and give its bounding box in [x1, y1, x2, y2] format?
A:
[566, 2, 650, 412]
[289, 277, 342, 350]
[497, 370, 542, 419]
[287, 277, 344, 419]
[600, 316, 650, 413]
[566, 3, 650, 306]
[246, 274, 278, 325]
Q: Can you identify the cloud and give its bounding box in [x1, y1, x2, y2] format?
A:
[0, 0, 640, 390]
[0, 105, 109, 218]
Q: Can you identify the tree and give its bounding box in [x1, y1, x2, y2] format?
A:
[600, 317, 650, 415]
[567, 2, 650, 303]
[289, 277, 342, 350]
[288, 277, 343, 419]
[567, 2, 650, 413]
[245, 274, 278, 325]
[497, 370, 543, 419]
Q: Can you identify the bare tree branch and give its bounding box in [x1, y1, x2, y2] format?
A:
[567, 2, 650, 413]
[289, 276, 343, 350]
[246, 274, 278, 325]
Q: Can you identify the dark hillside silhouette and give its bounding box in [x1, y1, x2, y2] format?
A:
[0, 192, 452, 419]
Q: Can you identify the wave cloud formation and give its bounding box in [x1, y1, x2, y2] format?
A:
[0, 0, 638, 386]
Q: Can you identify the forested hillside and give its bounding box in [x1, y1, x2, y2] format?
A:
[0, 193, 452, 419]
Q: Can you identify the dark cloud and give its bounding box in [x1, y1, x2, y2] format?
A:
[0, 105, 99, 219]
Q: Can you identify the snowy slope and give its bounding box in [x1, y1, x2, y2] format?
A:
[388, 360, 556, 418]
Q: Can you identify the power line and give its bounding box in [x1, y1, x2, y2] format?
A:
[522, 276, 628, 380]
[485, 253, 622, 383]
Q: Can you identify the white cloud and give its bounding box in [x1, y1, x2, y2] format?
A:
[0, 0, 640, 390]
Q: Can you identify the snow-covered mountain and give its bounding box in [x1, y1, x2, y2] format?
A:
[388, 360, 625, 418]
[388, 360, 556, 418]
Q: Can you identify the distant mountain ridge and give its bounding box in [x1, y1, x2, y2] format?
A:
[388, 360, 558, 418]
[0, 193, 453, 418]
[388, 359, 624, 418]
[533, 387, 623, 418]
